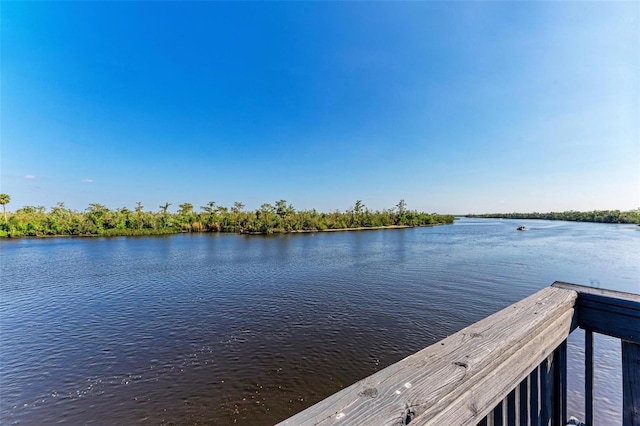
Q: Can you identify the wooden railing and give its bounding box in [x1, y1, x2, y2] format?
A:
[278, 282, 640, 426]
[552, 282, 640, 426]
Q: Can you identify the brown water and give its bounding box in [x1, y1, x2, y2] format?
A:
[1, 218, 638, 424]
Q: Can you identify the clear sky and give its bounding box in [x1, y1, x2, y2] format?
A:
[1, 1, 638, 214]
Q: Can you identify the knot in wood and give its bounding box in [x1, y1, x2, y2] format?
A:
[401, 407, 415, 425]
[358, 387, 378, 398]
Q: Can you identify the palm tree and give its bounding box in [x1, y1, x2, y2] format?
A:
[0, 193, 10, 222]
[201, 201, 216, 213]
[354, 200, 364, 215]
[232, 201, 245, 214]
[159, 202, 171, 214]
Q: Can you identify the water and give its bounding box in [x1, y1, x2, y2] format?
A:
[1, 218, 638, 424]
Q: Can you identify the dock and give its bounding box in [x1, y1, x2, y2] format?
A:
[278, 282, 640, 426]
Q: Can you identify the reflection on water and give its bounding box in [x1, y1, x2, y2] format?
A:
[1, 218, 638, 424]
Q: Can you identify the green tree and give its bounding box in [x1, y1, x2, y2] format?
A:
[275, 200, 295, 218]
[354, 200, 364, 215]
[177, 203, 194, 230]
[200, 201, 218, 231]
[232, 201, 245, 214]
[178, 203, 193, 215]
[201, 201, 216, 213]
[275, 200, 288, 218]
[85, 203, 109, 232]
[349, 200, 365, 227]
[255, 203, 276, 233]
[0, 193, 10, 222]
[158, 202, 172, 228]
[396, 199, 407, 214]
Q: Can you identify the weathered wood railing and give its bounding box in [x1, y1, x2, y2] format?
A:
[553, 282, 640, 426]
[278, 282, 640, 426]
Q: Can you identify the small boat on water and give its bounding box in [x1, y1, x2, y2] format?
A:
[517, 225, 527, 231]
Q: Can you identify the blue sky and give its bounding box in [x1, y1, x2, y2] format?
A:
[2, 1, 638, 214]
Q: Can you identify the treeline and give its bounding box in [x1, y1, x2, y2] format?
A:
[0, 198, 455, 238]
[466, 209, 640, 224]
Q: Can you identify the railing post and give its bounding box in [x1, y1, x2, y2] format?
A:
[519, 377, 529, 426]
[530, 366, 541, 426]
[553, 340, 567, 425]
[622, 340, 640, 426]
[507, 389, 516, 425]
[585, 330, 594, 426]
[492, 400, 504, 426]
[541, 356, 553, 426]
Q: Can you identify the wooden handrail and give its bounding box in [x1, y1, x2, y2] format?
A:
[278, 286, 577, 425]
[552, 281, 640, 342]
[279, 283, 640, 425]
[552, 281, 640, 426]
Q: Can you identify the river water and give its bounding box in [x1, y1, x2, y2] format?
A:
[1, 218, 638, 425]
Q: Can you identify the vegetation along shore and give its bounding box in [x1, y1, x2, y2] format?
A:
[467, 209, 640, 224]
[0, 195, 454, 238]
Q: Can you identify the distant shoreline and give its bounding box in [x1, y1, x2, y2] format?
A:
[466, 209, 639, 225]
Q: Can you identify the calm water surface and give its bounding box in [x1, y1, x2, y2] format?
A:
[1, 218, 638, 424]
